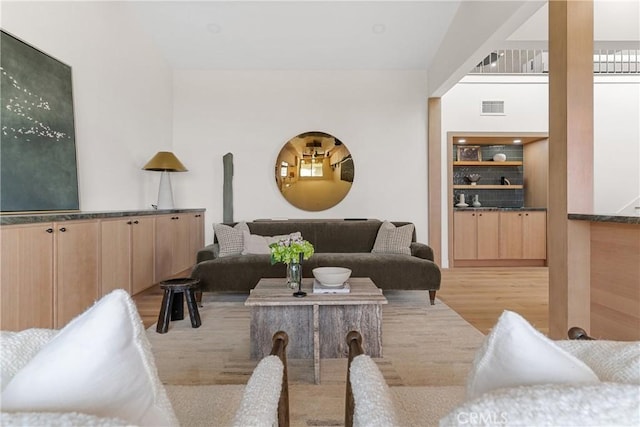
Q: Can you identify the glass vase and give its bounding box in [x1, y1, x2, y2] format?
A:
[287, 262, 301, 290]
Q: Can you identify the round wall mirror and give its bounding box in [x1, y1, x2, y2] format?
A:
[275, 131, 354, 211]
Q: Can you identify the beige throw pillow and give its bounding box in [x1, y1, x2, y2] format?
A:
[241, 231, 302, 255]
[213, 222, 249, 257]
[371, 221, 413, 256]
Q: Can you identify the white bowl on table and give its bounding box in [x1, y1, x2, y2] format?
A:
[312, 267, 352, 287]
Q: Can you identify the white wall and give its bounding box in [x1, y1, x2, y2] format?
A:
[2, 1, 173, 211]
[440, 74, 640, 266]
[172, 70, 430, 244]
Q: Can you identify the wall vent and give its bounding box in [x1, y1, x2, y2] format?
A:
[481, 100, 505, 115]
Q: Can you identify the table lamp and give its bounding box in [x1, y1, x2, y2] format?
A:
[142, 151, 188, 209]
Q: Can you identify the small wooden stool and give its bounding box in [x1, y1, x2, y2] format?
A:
[156, 278, 202, 334]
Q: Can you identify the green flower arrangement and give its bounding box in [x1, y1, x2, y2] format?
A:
[269, 235, 314, 265]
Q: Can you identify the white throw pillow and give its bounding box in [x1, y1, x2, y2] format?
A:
[466, 310, 599, 399]
[213, 222, 249, 257]
[372, 221, 413, 256]
[1, 290, 178, 427]
[241, 231, 302, 255]
[557, 340, 640, 384]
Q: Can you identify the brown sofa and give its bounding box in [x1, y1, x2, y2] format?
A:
[191, 219, 441, 305]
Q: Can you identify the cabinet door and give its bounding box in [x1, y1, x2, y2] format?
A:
[172, 214, 191, 273]
[499, 212, 524, 259]
[56, 220, 100, 327]
[131, 216, 155, 294]
[100, 218, 132, 295]
[477, 212, 500, 259]
[523, 211, 547, 259]
[454, 212, 477, 260]
[155, 214, 174, 282]
[1, 223, 54, 330]
[189, 212, 205, 265]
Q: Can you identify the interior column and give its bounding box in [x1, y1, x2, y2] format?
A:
[548, 0, 594, 338]
[428, 97, 442, 266]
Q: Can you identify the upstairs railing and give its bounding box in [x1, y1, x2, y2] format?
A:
[470, 49, 639, 74]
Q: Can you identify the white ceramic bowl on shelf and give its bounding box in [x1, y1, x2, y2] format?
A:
[312, 267, 352, 287]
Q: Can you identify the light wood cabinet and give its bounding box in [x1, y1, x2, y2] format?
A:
[1, 209, 204, 331]
[1, 223, 54, 330]
[454, 211, 499, 260]
[155, 213, 192, 281]
[55, 220, 100, 327]
[189, 212, 205, 265]
[101, 216, 155, 296]
[499, 211, 546, 259]
[454, 210, 546, 265]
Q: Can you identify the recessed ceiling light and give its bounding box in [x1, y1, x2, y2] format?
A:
[372, 23, 386, 34]
[206, 23, 221, 34]
[458, 139, 466, 143]
[513, 139, 522, 144]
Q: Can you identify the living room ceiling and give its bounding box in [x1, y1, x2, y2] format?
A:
[125, 1, 462, 69]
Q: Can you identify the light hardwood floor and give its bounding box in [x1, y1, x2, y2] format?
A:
[133, 267, 549, 335]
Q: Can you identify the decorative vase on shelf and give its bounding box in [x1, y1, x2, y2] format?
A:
[455, 193, 468, 207]
[493, 153, 507, 162]
[472, 195, 482, 207]
[286, 260, 302, 290]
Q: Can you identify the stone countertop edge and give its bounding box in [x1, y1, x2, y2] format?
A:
[453, 207, 548, 212]
[568, 213, 640, 225]
[0, 208, 205, 226]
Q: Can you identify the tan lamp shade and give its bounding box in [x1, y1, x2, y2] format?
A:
[142, 151, 188, 172]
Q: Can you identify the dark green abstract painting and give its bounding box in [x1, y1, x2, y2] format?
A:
[1, 30, 79, 212]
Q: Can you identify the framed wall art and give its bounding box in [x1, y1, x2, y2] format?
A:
[456, 145, 482, 162]
[1, 30, 79, 213]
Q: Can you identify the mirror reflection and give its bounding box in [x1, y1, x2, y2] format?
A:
[275, 131, 354, 211]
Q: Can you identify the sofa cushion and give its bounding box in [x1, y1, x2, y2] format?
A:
[1, 290, 178, 426]
[467, 310, 598, 399]
[214, 222, 249, 257]
[556, 340, 640, 384]
[242, 231, 301, 255]
[440, 383, 640, 427]
[372, 221, 413, 256]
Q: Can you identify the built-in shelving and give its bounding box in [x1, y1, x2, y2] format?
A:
[453, 161, 522, 166]
[453, 184, 523, 190]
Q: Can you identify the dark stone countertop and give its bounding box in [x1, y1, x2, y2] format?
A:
[0, 208, 205, 226]
[453, 207, 547, 212]
[568, 213, 640, 225]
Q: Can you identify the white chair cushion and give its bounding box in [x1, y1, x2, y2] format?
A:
[232, 355, 283, 427]
[440, 382, 640, 427]
[556, 339, 640, 384]
[467, 310, 599, 399]
[0, 328, 58, 391]
[1, 290, 178, 426]
[350, 354, 399, 427]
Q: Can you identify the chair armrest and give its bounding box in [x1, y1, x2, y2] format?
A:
[232, 331, 289, 427]
[411, 242, 434, 261]
[196, 244, 219, 263]
[345, 331, 398, 427]
[568, 327, 595, 340]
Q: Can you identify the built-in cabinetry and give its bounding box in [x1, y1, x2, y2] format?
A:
[155, 212, 204, 281]
[1, 220, 100, 329]
[453, 209, 546, 267]
[101, 216, 155, 296]
[0, 209, 204, 331]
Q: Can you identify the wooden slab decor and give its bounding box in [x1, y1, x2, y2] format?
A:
[245, 277, 388, 384]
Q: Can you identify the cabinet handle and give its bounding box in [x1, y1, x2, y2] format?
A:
[472, 213, 475, 216]
[518, 213, 522, 216]
[59, 227, 67, 232]
[46, 228, 54, 233]
[127, 221, 133, 225]
[479, 213, 483, 216]
[525, 213, 529, 216]
[134, 220, 139, 224]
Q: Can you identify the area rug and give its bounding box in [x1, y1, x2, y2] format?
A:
[148, 291, 484, 426]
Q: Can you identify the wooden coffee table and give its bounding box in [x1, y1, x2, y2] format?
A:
[245, 277, 387, 384]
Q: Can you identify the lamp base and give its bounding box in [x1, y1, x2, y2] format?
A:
[156, 171, 175, 210]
